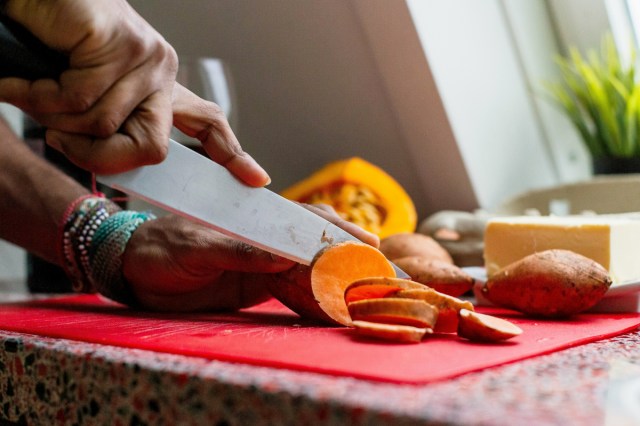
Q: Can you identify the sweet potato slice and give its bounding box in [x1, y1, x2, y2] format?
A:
[457, 309, 522, 342]
[347, 297, 438, 328]
[344, 276, 427, 304]
[351, 320, 430, 343]
[392, 257, 475, 297]
[267, 241, 396, 325]
[394, 288, 474, 333]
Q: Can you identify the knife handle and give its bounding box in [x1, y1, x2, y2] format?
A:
[0, 15, 68, 79]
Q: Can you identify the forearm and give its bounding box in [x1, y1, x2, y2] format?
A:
[0, 116, 86, 264]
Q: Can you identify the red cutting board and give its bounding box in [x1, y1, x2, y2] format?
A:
[0, 295, 639, 384]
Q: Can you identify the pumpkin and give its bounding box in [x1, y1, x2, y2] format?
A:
[281, 157, 417, 238]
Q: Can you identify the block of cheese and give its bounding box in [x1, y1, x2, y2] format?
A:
[484, 215, 640, 286]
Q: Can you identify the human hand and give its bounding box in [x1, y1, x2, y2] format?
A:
[121, 215, 295, 311]
[0, 0, 178, 173]
[121, 205, 379, 312]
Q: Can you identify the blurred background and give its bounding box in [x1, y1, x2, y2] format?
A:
[1, 0, 638, 285]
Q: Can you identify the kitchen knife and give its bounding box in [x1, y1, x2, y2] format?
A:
[0, 17, 408, 275]
[97, 142, 410, 275]
[97, 140, 401, 268]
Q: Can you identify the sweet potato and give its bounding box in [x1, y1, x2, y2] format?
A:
[482, 249, 612, 317]
[379, 233, 453, 263]
[351, 321, 430, 343]
[347, 297, 438, 328]
[392, 257, 474, 296]
[267, 241, 396, 325]
[394, 288, 474, 333]
[344, 276, 428, 304]
[457, 309, 522, 342]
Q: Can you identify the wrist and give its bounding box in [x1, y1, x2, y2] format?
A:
[59, 195, 156, 306]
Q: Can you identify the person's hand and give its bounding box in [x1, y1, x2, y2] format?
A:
[121, 205, 379, 312]
[0, 0, 178, 173]
[121, 215, 295, 312]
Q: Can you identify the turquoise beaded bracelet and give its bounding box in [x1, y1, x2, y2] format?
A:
[90, 211, 155, 305]
[60, 196, 155, 305]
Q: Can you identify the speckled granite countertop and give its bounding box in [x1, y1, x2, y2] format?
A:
[1, 293, 640, 425]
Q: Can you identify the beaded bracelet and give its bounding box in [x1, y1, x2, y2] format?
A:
[90, 211, 155, 305]
[60, 195, 155, 305]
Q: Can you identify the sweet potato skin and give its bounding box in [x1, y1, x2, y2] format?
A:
[482, 249, 612, 317]
[347, 297, 438, 328]
[379, 233, 453, 263]
[392, 257, 474, 297]
[457, 309, 522, 342]
[394, 288, 474, 333]
[266, 264, 333, 323]
[351, 321, 429, 343]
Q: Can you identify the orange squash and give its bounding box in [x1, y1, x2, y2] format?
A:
[281, 158, 417, 239]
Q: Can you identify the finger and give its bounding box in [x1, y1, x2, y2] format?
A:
[132, 272, 273, 312]
[302, 203, 380, 248]
[26, 62, 173, 139]
[46, 91, 172, 173]
[172, 84, 270, 187]
[0, 65, 129, 117]
[32, 74, 148, 136]
[0, 78, 45, 111]
[188, 236, 296, 274]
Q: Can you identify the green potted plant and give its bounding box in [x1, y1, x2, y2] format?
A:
[547, 34, 640, 174]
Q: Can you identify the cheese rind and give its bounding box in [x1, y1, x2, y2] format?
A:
[484, 215, 640, 285]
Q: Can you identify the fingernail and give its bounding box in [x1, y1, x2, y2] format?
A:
[246, 154, 271, 186]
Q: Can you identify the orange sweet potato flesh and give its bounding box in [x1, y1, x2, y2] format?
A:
[394, 288, 474, 333]
[347, 298, 438, 328]
[344, 276, 427, 304]
[267, 242, 396, 325]
[457, 309, 522, 342]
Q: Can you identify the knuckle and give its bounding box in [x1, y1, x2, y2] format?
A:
[230, 241, 258, 263]
[141, 138, 169, 165]
[207, 101, 225, 118]
[64, 90, 96, 112]
[148, 39, 179, 74]
[128, 35, 149, 60]
[92, 114, 121, 137]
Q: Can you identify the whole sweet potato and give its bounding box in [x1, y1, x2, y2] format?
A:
[379, 233, 453, 263]
[392, 256, 474, 296]
[482, 249, 612, 317]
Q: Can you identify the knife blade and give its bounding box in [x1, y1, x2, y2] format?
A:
[97, 140, 355, 265]
[97, 140, 408, 277]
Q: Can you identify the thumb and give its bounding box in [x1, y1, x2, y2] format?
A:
[198, 237, 296, 274]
